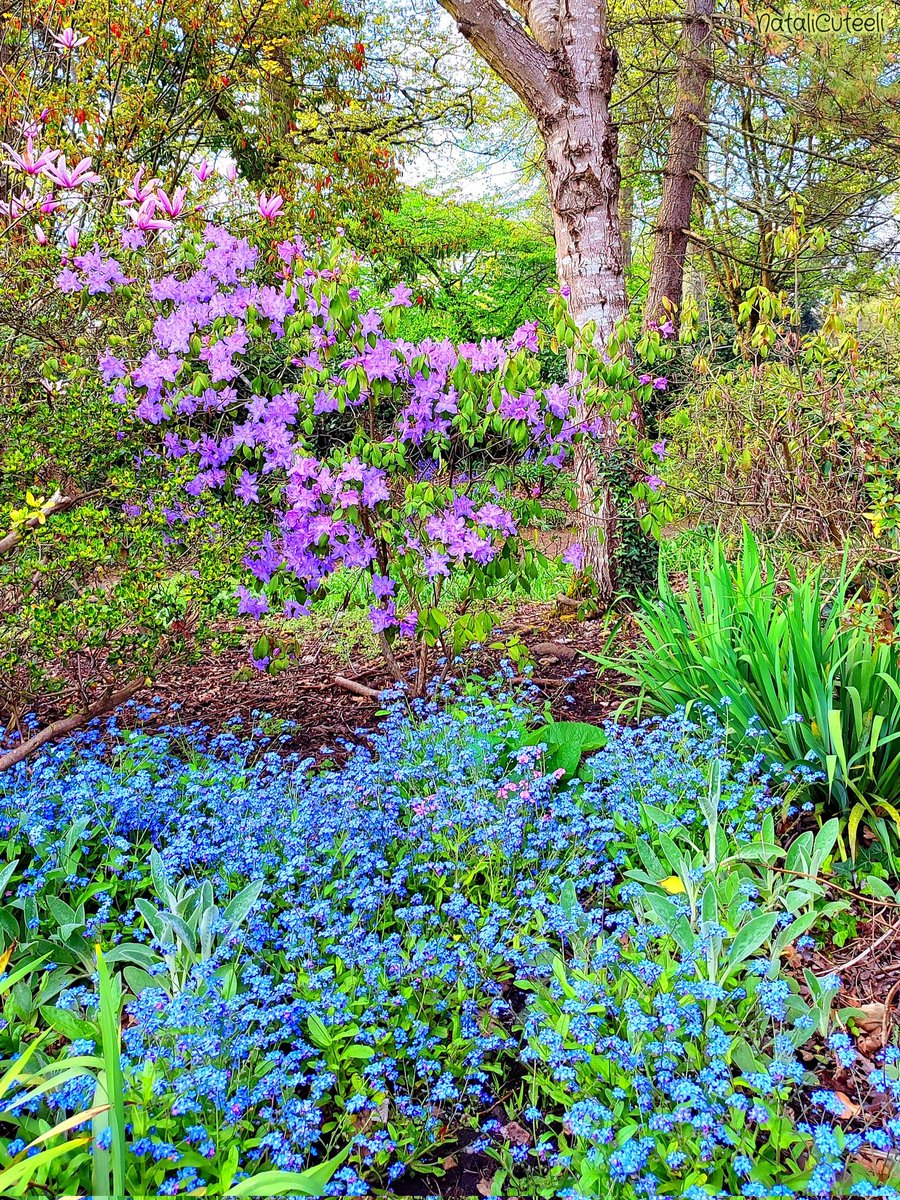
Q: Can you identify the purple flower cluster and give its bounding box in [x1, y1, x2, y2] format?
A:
[47, 219, 590, 639]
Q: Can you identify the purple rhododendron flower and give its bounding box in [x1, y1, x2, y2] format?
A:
[388, 282, 413, 308]
[283, 599, 310, 618]
[562, 543, 584, 570]
[399, 610, 418, 637]
[424, 551, 450, 580]
[236, 585, 269, 618]
[99, 351, 128, 383]
[371, 574, 395, 600]
[235, 471, 260, 505]
[369, 601, 399, 632]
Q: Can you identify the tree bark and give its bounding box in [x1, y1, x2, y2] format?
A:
[438, 0, 629, 598]
[643, 0, 714, 330]
[618, 133, 637, 273]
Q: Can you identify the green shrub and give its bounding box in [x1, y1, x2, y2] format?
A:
[616, 528, 900, 851]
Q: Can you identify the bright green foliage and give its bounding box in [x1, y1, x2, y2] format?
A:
[616, 528, 900, 847]
[0, 353, 250, 736]
[372, 189, 556, 341]
[522, 719, 607, 780]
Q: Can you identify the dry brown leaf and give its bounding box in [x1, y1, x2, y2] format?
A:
[501, 1120, 532, 1146]
[852, 1002, 886, 1035]
[441, 1156, 458, 1171]
[476, 1175, 495, 1197]
[852, 1149, 895, 1181]
[834, 1091, 860, 1120]
[859, 1034, 884, 1058]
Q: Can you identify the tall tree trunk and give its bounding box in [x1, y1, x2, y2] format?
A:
[438, 0, 629, 598]
[618, 134, 636, 272]
[643, 0, 714, 329]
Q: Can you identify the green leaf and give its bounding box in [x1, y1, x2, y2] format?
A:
[343, 1045, 375, 1060]
[149, 849, 171, 906]
[123, 967, 160, 995]
[725, 913, 780, 978]
[135, 898, 166, 941]
[222, 877, 266, 928]
[306, 1014, 332, 1049]
[225, 1147, 350, 1197]
[522, 721, 607, 778]
[0, 861, 19, 899]
[39, 1005, 95, 1041]
[96, 948, 127, 1196]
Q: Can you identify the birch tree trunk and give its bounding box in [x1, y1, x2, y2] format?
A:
[437, 0, 629, 598]
[643, 0, 714, 329]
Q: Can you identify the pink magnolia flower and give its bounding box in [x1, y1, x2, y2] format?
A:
[0, 191, 30, 217]
[42, 154, 101, 189]
[65, 223, 79, 250]
[222, 162, 237, 182]
[124, 167, 160, 206]
[51, 27, 88, 53]
[33, 223, 47, 245]
[1, 136, 59, 176]
[192, 159, 212, 183]
[257, 192, 284, 222]
[154, 186, 187, 218]
[125, 197, 173, 232]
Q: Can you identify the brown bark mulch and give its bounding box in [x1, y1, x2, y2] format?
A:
[124, 601, 630, 764]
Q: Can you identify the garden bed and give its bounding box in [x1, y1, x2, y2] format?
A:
[1, 685, 899, 1196]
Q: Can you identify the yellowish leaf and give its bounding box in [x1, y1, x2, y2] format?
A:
[658, 875, 686, 894]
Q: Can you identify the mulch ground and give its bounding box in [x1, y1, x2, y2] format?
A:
[128, 600, 633, 764]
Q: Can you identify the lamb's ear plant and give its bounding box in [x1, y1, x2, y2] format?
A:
[608, 526, 900, 852]
[136, 850, 265, 994]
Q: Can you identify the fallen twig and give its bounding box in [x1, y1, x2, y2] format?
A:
[0, 678, 144, 771]
[833, 925, 900, 974]
[333, 675, 382, 701]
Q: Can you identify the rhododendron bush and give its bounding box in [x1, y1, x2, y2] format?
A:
[8, 145, 674, 692]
